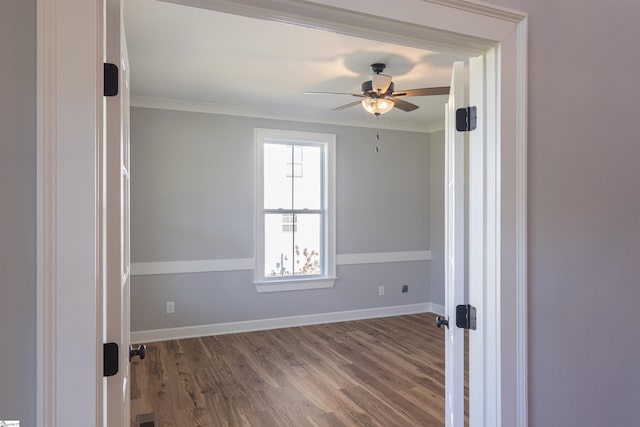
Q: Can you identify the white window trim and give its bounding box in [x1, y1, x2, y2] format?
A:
[254, 128, 337, 292]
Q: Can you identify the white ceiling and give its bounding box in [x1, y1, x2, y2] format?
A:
[124, 0, 466, 132]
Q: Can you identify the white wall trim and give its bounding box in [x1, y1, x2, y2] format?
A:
[36, 0, 58, 425]
[515, 17, 529, 427]
[254, 277, 337, 293]
[254, 128, 337, 287]
[426, 302, 445, 316]
[424, 0, 527, 23]
[37, 0, 103, 425]
[337, 250, 431, 265]
[131, 258, 255, 275]
[131, 303, 432, 343]
[130, 251, 432, 276]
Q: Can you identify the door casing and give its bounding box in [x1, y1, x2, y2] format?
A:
[36, 0, 528, 425]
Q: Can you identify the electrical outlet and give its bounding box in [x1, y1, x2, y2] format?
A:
[378, 286, 385, 296]
[402, 285, 408, 293]
[166, 301, 175, 314]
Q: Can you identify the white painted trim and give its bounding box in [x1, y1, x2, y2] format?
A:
[444, 60, 466, 427]
[426, 302, 446, 316]
[131, 303, 431, 343]
[36, 0, 57, 425]
[130, 251, 432, 276]
[515, 17, 529, 427]
[337, 250, 431, 265]
[254, 276, 337, 293]
[37, 0, 103, 425]
[254, 128, 337, 287]
[130, 95, 444, 134]
[424, 0, 527, 23]
[131, 258, 255, 275]
[164, 0, 498, 54]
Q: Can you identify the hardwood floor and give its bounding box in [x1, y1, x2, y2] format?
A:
[131, 313, 462, 426]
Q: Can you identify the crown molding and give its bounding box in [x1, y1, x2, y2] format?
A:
[161, 0, 494, 55]
[423, 0, 527, 23]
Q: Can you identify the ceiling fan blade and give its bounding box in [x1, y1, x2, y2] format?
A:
[331, 100, 363, 111]
[304, 91, 364, 98]
[388, 97, 419, 112]
[392, 86, 450, 97]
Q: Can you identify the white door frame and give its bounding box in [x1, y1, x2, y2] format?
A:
[104, 0, 132, 424]
[36, 0, 527, 426]
[444, 60, 466, 426]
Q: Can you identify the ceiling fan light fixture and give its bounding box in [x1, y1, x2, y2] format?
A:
[361, 97, 395, 115]
[371, 74, 392, 93]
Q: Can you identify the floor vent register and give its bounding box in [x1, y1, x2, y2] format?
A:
[135, 413, 158, 427]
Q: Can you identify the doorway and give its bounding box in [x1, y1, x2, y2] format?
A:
[125, 1, 461, 424]
[36, 0, 527, 425]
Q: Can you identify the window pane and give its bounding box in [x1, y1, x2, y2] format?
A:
[281, 213, 297, 233]
[294, 214, 322, 276]
[293, 145, 322, 210]
[264, 214, 293, 277]
[264, 144, 293, 209]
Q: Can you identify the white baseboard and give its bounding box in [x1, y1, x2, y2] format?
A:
[131, 302, 440, 343]
[426, 302, 445, 316]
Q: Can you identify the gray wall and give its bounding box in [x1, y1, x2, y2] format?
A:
[130, 108, 434, 330]
[491, 0, 640, 425]
[429, 130, 445, 306]
[0, 0, 37, 425]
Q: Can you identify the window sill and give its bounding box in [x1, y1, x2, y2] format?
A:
[254, 276, 337, 293]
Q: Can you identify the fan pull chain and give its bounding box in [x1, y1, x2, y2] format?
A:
[375, 114, 381, 153]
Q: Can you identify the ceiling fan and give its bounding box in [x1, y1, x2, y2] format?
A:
[305, 63, 450, 116]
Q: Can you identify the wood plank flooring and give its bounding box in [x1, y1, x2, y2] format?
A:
[131, 313, 465, 426]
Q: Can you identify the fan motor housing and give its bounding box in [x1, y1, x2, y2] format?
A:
[361, 80, 394, 96]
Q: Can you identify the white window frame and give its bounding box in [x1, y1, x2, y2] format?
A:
[254, 128, 337, 293]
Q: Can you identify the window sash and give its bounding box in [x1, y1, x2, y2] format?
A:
[264, 209, 322, 214]
[254, 128, 336, 290]
[263, 136, 325, 277]
[264, 141, 324, 211]
[264, 212, 323, 279]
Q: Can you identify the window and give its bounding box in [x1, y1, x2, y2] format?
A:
[281, 214, 297, 233]
[255, 129, 336, 292]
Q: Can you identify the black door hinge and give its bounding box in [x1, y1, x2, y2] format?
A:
[104, 63, 118, 97]
[456, 106, 477, 132]
[456, 304, 477, 330]
[103, 342, 119, 377]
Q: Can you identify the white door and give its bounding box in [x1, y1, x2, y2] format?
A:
[104, 0, 132, 425]
[443, 60, 466, 427]
[467, 54, 486, 427]
[443, 56, 487, 427]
